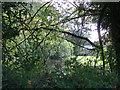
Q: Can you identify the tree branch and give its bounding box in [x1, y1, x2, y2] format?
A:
[35, 27, 100, 48]
[60, 37, 96, 50]
[28, 2, 50, 24]
[50, 13, 99, 26]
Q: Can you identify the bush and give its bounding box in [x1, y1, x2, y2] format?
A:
[3, 57, 118, 88]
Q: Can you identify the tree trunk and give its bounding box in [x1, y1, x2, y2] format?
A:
[110, 2, 120, 78]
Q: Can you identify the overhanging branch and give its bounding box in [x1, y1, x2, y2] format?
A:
[60, 37, 96, 51]
[35, 27, 100, 48]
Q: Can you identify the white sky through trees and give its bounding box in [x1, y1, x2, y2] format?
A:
[39, 0, 105, 42]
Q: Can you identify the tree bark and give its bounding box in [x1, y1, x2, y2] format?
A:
[110, 2, 120, 78]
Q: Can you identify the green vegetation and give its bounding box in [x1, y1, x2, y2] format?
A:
[2, 1, 120, 89]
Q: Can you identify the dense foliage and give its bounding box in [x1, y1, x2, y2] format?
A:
[2, 1, 120, 88]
